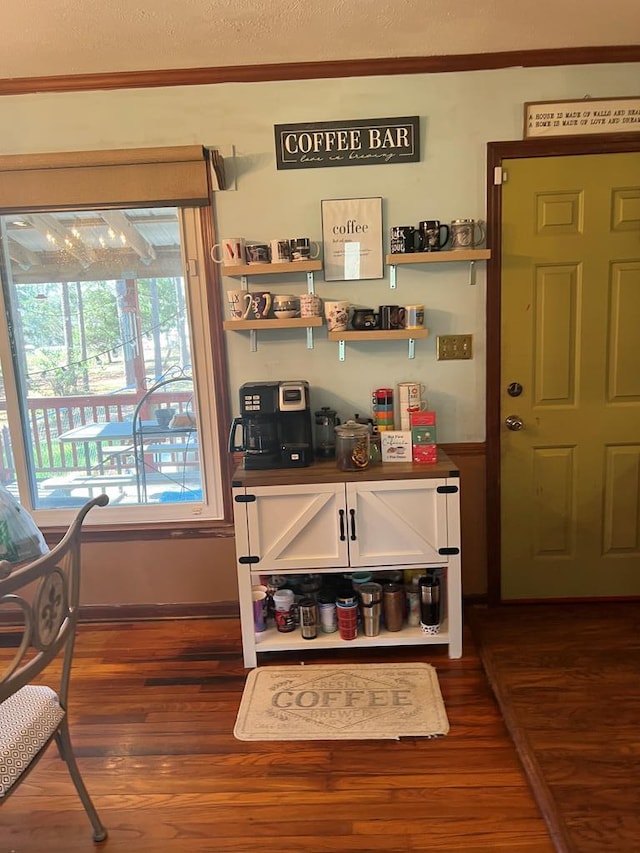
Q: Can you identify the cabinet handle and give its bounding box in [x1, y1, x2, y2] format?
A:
[350, 508, 357, 540]
[339, 509, 345, 541]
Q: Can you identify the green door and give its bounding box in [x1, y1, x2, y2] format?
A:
[501, 152, 640, 599]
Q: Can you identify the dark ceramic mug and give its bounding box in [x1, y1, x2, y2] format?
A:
[417, 220, 450, 252]
[249, 291, 272, 319]
[379, 305, 406, 330]
[390, 226, 416, 254]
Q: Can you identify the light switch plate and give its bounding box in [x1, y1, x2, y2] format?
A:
[437, 334, 473, 360]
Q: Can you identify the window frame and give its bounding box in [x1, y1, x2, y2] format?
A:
[0, 158, 232, 533]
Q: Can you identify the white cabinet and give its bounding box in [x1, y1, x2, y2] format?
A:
[236, 479, 448, 571]
[232, 456, 462, 667]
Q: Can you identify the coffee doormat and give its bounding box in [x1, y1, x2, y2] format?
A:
[233, 662, 449, 741]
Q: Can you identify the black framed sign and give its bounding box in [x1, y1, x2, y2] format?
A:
[321, 197, 383, 281]
[275, 117, 420, 170]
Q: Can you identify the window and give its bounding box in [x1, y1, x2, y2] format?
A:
[0, 148, 227, 526]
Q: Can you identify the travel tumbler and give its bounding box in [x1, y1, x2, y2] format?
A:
[419, 573, 441, 634]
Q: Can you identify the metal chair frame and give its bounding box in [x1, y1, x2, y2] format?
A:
[0, 494, 109, 842]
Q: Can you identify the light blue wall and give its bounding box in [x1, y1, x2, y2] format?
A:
[1, 62, 637, 440]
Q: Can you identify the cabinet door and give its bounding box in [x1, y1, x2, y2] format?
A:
[346, 479, 449, 567]
[242, 483, 349, 571]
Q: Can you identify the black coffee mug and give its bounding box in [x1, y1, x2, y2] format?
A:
[351, 308, 379, 330]
[390, 226, 416, 254]
[379, 305, 406, 330]
[417, 220, 450, 252]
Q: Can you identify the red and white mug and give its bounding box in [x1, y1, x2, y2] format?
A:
[210, 237, 245, 266]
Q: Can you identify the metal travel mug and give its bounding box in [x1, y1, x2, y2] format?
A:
[358, 582, 383, 637]
[419, 574, 441, 630]
[299, 597, 318, 640]
[383, 582, 404, 632]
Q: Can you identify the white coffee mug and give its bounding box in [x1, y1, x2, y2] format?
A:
[270, 239, 291, 263]
[290, 237, 321, 262]
[245, 243, 271, 265]
[299, 293, 322, 318]
[324, 300, 350, 332]
[398, 381, 427, 430]
[211, 237, 245, 266]
[397, 382, 426, 406]
[404, 305, 425, 329]
[226, 289, 252, 320]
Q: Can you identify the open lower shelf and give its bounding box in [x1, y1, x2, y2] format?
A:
[223, 260, 323, 277]
[255, 619, 449, 654]
[385, 249, 491, 265]
[224, 317, 323, 331]
[327, 328, 429, 341]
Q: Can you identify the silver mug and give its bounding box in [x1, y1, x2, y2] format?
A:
[450, 219, 486, 250]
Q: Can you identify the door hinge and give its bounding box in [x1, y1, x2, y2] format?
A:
[234, 493, 256, 503]
[493, 166, 507, 185]
[238, 555, 260, 564]
[438, 547, 460, 555]
[437, 485, 459, 494]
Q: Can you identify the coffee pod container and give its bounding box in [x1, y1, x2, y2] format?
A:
[419, 573, 441, 633]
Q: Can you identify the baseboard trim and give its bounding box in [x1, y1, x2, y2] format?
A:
[78, 601, 240, 622]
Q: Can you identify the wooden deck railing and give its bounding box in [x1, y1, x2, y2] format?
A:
[0, 392, 193, 482]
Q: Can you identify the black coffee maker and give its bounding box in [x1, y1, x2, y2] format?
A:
[228, 380, 314, 469]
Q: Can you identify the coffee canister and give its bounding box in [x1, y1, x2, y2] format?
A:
[335, 421, 370, 471]
[273, 588, 296, 633]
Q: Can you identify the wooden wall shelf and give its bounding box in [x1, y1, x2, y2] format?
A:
[223, 317, 323, 331]
[327, 328, 429, 342]
[385, 249, 491, 265]
[327, 328, 429, 360]
[222, 260, 322, 277]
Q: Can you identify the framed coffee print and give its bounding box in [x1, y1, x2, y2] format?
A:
[321, 197, 383, 281]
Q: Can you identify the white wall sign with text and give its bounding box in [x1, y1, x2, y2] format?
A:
[321, 197, 383, 282]
[524, 97, 640, 138]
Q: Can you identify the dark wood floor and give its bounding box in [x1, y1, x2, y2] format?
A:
[470, 602, 640, 853]
[0, 615, 556, 853]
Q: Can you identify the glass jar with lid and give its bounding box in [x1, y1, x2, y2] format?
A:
[335, 420, 370, 471]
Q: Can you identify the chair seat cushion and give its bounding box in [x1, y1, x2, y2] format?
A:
[0, 685, 64, 796]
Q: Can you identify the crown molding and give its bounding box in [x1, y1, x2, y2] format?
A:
[1, 45, 638, 96]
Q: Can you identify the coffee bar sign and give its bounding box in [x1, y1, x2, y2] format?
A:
[524, 97, 640, 138]
[274, 117, 420, 170]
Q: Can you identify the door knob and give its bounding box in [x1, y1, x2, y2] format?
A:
[505, 415, 524, 431]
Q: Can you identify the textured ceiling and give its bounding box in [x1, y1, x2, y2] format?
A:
[1, 0, 639, 80]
